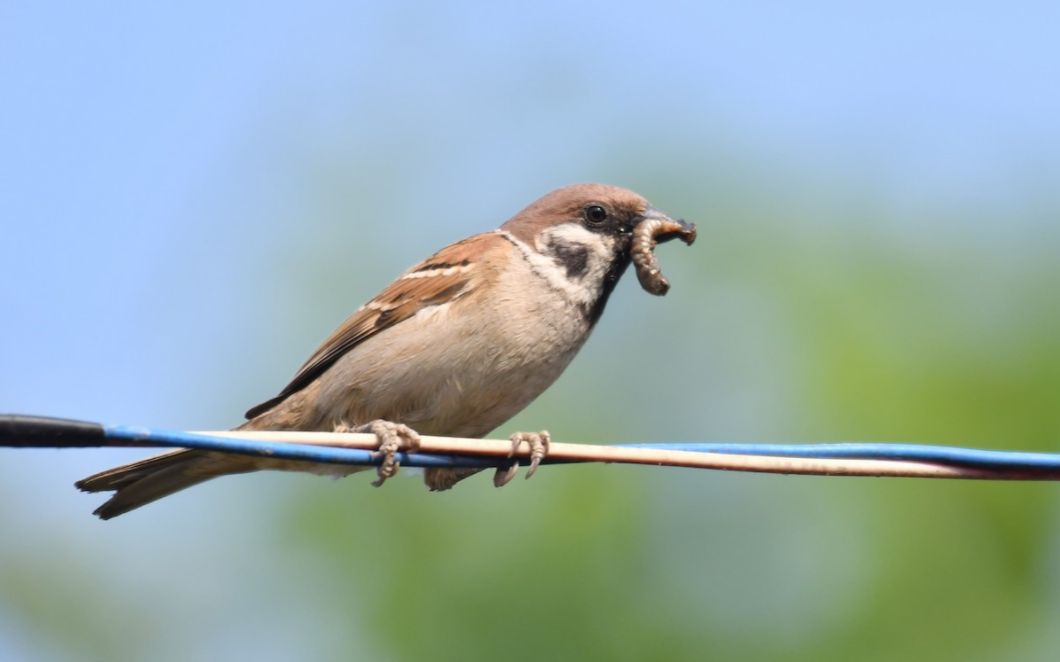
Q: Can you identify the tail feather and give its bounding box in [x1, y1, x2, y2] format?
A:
[76, 389, 359, 519]
[75, 450, 253, 520]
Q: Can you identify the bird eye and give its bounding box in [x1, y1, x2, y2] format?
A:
[584, 205, 608, 225]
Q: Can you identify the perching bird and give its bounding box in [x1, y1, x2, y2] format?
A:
[77, 183, 694, 519]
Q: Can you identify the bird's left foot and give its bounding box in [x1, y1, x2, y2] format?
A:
[494, 430, 551, 487]
[335, 420, 421, 486]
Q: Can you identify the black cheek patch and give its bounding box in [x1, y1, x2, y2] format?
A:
[549, 241, 590, 279]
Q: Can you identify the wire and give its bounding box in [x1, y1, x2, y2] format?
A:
[3, 414, 1059, 481]
[620, 442, 1060, 471]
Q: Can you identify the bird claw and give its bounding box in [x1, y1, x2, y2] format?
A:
[492, 462, 519, 488]
[336, 420, 420, 487]
[494, 430, 550, 487]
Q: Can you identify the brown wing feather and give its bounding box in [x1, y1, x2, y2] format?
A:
[244, 233, 499, 419]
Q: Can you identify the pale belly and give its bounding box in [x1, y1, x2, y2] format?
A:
[314, 282, 594, 438]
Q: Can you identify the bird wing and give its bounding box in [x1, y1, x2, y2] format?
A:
[244, 232, 501, 419]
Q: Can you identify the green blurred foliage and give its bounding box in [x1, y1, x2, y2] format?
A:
[6, 2, 1060, 659]
[3, 149, 1059, 662]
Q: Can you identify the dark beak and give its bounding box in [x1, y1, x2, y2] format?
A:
[638, 207, 697, 245]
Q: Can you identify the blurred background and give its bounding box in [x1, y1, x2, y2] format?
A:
[2, 1, 1059, 660]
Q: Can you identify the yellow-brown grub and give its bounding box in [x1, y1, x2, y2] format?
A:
[631, 218, 697, 295]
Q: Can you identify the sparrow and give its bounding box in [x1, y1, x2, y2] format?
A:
[76, 183, 694, 519]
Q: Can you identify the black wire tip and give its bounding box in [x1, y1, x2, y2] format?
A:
[0, 415, 106, 448]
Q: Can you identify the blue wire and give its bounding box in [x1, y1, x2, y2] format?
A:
[619, 442, 1060, 471]
[100, 426, 1060, 472]
[104, 426, 496, 469]
[8, 416, 1057, 478]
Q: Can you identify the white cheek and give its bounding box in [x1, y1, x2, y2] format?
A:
[495, 226, 615, 307]
[537, 224, 615, 282]
[538, 223, 614, 257]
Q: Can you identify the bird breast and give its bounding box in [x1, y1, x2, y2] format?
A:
[316, 249, 596, 438]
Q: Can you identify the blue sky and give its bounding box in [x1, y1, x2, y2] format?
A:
[3, 0, 1058, 495]
[3, 0, 1058, 478]
[2, 3, 1059, 657]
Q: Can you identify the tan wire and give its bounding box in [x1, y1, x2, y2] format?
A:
[195, 430, 1042, 480]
